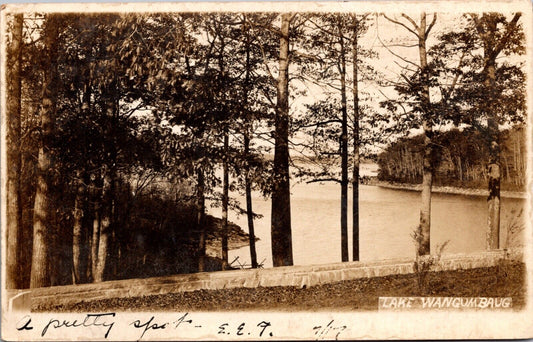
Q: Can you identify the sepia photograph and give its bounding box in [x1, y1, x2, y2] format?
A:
[1, 1, 532, 340]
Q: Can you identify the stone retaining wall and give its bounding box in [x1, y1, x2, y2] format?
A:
[29, 249, 522, 310]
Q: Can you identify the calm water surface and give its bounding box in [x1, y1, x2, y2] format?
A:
[209, 182, 525, 268]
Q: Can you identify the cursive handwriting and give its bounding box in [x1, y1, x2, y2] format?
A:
[16, 313, 277, 340]
[41, 313, 115, 338]
[313, 320, 346, 340]
[16, 315, 34, 331]
[130, 313, 193, 340]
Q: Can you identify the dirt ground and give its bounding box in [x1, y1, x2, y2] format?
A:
[35, 261, 525, 312]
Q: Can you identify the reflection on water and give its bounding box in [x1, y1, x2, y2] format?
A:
[208, 182, 525, 269]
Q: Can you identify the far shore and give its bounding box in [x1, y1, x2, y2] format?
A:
[368, 179, 527, 199]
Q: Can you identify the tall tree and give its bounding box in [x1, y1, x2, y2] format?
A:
[338, 19, 349, 262]
[470, 13, 523, 249]
[429, 13, 524, 248]
[30, 14, 59, 288]
[72, 170, 86, 284]
[242, 16, 258, 269]
[415, 13, 434, 256]
[215, 17, 230, 269]
[351, 15, 362, 261]
[6, 13, 24, 289]
[382, 13, 437, 256]
[296, 14, 372, 262]
[71, 70, 92, 284]
[221, 129, 230, 269]
[237, 13, 278, 268]
[271, 13, 294, 267]
[94, 53, 119, 282]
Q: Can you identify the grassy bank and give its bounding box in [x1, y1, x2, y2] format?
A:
[35, 261, 525, 312]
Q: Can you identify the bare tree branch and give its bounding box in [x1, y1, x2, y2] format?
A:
[382, 13, 418, 36]
[244, 15, 281, 36]
[306, 178, 341, 184]
[256, 41, 277, 84]
[296, 119, 343, 130]
[401, 13, 419, 31]
[425, 13, 437, 36]
[377, 31, 420, 69]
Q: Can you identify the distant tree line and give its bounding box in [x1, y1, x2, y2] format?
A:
[377, 125, 526, 191]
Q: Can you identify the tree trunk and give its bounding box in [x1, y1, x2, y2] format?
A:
[221, 129, 229, 269]
[486, 60, 500, 250]
[472, 13, 521, 248]
[457, 156, 463, 182]
[339, 32, 349, 262]
[197, 170, 207, 272]
[94, 72, 117, 282]
[419, 125, 433, 256]
[110, 186, 120, 279]
[81, 188, 92, 282]
[351, 23, 360, 262]
[417, 13, 433, 256]
[244, 131, 258, 268]
[72, 172, 85, 284]
[271, 13, 293, 267]
[219, 34, 229, 270]
[6, 13, 23, 289]
[242, 21, 258, 269]
[73, 77, 92, 284]
[30, 15, 59, 288]
[90, 189, 100, 281]
[94, 170, 111, 282]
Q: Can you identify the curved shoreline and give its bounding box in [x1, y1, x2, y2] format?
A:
[370, 180, 527, 199]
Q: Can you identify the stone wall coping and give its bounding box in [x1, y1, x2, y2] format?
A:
[29, 249, 523, 309]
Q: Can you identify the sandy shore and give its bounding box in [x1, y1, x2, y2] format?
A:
[370, 180, 527, 199]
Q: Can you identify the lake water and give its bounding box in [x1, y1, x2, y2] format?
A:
[209, 176, 525, 268]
